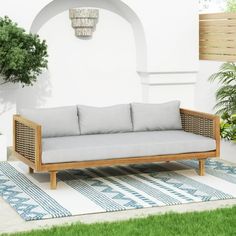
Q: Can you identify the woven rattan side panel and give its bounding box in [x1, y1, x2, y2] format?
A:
[181, 113, 214, 139]
[15, 120, 36, 162]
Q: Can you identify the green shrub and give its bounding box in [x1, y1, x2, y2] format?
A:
[226, 0, 236, 12]
[0, 16, 48, 86]
[209, 62, 236, 142]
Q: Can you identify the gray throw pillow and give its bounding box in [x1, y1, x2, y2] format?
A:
[78, 104, 133, 135]
[131, 101, 182, 131]
[20, 106, 80, 138]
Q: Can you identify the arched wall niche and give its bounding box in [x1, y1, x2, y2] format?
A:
[30, 0, 147, 72]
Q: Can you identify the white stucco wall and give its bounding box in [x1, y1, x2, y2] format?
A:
[133, 0, 199, 108]
[37, 10, 141, 107]
[195, 61, 222, 113]
[126, 0, 199, 72]
[0, 0, 198, 145]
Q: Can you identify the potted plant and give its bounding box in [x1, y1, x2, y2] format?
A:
[209, 62, 236, 163]
[0, 16, 48, 87]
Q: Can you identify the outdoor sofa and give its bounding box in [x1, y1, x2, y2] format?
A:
[13, 101, 220, 189]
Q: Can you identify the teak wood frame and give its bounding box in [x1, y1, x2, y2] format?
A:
[13, 108, 220, 189]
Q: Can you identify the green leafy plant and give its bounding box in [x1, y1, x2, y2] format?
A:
[0, 16, 48, 86]
[226, 0, 236, 12]
[220, 113, 236, 141]
[209, 62, 236, 142]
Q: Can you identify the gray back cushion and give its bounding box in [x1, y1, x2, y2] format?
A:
[20, 106, 80, 138]
[131, 101, 182, 131]
[78, 104, 133, 135]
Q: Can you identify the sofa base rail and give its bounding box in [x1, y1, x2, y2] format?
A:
[13, 149, 216, 189]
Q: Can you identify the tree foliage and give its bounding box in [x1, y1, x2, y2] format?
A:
[226, 0, 236, 12]
[0, 16, 48, 86]
[209, 62, 236, 142]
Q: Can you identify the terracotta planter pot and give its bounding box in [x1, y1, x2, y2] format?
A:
[220, 140, 236, 163]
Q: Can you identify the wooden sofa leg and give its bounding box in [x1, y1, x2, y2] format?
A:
[199, 159, 205, 176]
[50, 171, 57, 190]
[29, 167, 34, 173]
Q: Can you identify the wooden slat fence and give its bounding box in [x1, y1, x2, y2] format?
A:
[200, 13, 236, 61]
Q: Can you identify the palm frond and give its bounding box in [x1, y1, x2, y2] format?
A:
[215, 86, 236, 100]
[208, 62, 236, 85]
[209, 62, 236, 140]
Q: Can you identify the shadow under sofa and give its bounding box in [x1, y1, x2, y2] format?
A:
[12, 101, 220, 189]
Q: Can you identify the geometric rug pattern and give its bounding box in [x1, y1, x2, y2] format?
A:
[0, 159, 235, 221]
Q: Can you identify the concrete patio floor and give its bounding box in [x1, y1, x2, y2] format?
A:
[0, 156, 235, 234]
[1, 196, 236, 234]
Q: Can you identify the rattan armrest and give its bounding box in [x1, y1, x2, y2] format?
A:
[180, 108, 220, 156]
[13, 115, 42, 170]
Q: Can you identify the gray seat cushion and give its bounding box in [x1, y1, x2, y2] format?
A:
[42, 130, 216, 164]
[20, 106, 80, 138]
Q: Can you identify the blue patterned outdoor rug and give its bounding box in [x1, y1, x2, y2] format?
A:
[0, 159, 235, 221]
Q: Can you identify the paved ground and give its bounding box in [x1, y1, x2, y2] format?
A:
[0, 154, 235, 234]
[1, 197, 236, 234]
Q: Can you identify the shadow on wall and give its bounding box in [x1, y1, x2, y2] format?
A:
[30, 0, 147, 72]
[0, 71, 51, 145]
[0, 0, 147, 145]
[0, 71, 52, 114]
